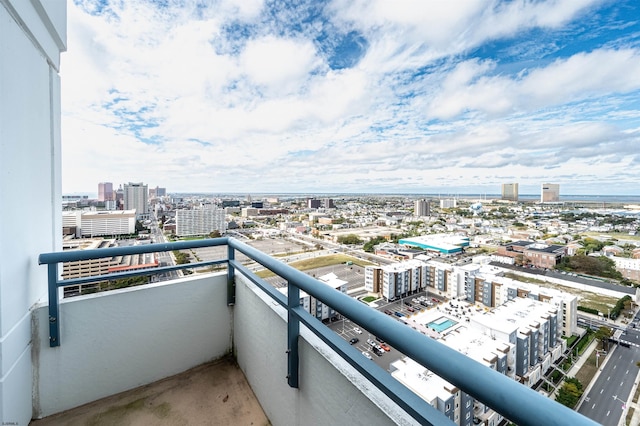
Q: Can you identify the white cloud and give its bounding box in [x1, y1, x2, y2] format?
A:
[240, 36, 323, 92]
[426, 48, 640, 119]
[60, 0, 640, 195]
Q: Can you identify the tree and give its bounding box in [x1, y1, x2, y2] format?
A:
[337, 234, 363, 245]
[556, 377, 583, 408]
[363, 236, 386, 252]
[208, 230, 221, 238]
[556, 254, 622, 280]
[594, 326, 613, 350]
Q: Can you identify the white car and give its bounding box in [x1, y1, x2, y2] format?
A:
[362, 351, 373, 360]
[353, 327, 362, 334]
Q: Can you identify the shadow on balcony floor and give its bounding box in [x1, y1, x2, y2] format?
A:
[30, 356, 270, 426]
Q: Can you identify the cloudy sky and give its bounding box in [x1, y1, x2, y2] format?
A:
[62, 0, 640, 196]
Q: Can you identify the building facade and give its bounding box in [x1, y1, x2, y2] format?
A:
[123, 182, 149, 218]
[440, 199, 457, 209]
[175, 208, 226, 237]
[98, 182, 114, 202]
[496, 241, 565, 269]
[414, 199, 430, 217]
[501, 183, 518, 202]
[1, 3, 66, 421]
[541, 183, 560, 203]
[63, 210, 137, 237]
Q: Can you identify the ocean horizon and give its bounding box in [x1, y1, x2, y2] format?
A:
[62, 192, 640, 204]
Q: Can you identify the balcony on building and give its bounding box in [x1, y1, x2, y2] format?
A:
[2, 2, 598, 425]
[28, 237, 597, 426]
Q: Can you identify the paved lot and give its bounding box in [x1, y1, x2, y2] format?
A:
[186, 237, 310, 267]
[327, 291, 446, 370]
[264, 263, 366, 290]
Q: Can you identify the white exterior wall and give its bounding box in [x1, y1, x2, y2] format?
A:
[32, 274, 232, 418]
[382, 270, 395, 300]
[176, 208, 226, 237]
[0, 1, 66, 424]
[62, 211, 82, 228]
[364, 266, 375, 293]
[234, 275, 417, 426]
[80, 211, 136, 236]
[123, 182, 148, 217]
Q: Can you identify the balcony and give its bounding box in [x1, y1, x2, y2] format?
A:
[31, 237, 597, 425]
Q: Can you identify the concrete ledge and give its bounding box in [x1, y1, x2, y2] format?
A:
[234, 274, 417, 426]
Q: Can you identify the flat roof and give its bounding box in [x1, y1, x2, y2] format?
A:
[399, 234, 469, 254]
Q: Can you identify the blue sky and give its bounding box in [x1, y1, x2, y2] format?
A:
[62, 0, 640, 195]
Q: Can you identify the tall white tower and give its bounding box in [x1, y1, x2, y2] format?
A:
[124, 182, 149, 218]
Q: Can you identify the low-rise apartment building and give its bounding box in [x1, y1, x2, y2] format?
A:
[496, 241, 565, 268]
[62, 210, 136, 237]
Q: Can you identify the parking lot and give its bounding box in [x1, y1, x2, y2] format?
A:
[327, 291, 445, 370]
[328, 318, 405, 370]
[263, 263, 365, 290]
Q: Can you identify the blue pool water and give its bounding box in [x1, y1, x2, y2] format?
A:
[427, 317, 458, 333]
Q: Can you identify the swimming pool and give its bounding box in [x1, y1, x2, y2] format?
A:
[427, 317, 458, 333]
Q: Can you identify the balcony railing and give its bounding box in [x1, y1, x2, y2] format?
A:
[39, 237, 597, 426]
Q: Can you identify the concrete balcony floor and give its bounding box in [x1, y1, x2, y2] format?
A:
[30, 356, 269, 426]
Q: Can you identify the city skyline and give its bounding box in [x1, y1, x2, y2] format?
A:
[62, 1, 640, 195]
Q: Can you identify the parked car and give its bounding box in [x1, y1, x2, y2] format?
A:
[353, 327, 362, 334]
[380, 344, 391, 352]
[349, 337, 359, 345]
[362, 351, 373, 360]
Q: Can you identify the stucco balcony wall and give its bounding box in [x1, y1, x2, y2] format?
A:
[233, 274, 412, 426]
[31, 273, 232, 418]
[31, 270, 410, 425]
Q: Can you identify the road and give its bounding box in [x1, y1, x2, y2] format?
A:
[578, 315, 640, 425]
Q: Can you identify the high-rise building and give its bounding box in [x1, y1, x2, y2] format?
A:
[322, 198, 335, 209]
[501, 183, 518, 201]
[115, 185, 124, 209]
[176, 207, 226, 237]
[414, 199, 430, 216]
[98, 182, 113, 202]
[123, 182, 148, 218]
[541, 183, 560, 203]
[440, 199, 457, 209]
[149, 186, 166, 198]
[307, 198, 321, 209]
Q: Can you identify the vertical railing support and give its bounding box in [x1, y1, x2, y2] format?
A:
[287, 280, 300, 388]
[227, 244, 236, 306]
[47, 263, 60, 347]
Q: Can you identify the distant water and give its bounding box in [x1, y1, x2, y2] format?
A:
[491, 194, 640, 203]
[68, 191, 640, 204]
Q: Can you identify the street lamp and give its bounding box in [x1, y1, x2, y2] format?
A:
[612, 395, 627, 419]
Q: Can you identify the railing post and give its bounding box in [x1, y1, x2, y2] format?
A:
[227, 244, 235, 306]
[47, 263, 60, 347]
[287, 280, 300, 388]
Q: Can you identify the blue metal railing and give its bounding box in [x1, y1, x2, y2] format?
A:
[39, 237, 597, 426]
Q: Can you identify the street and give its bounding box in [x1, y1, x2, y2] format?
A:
[578, 314, 640, 425]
